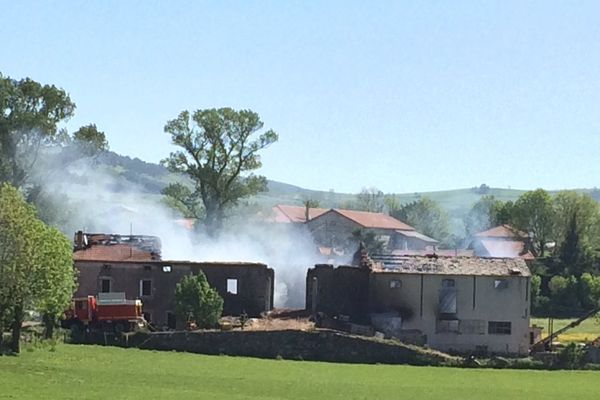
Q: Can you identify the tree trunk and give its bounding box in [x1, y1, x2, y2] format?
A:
[10, 303, 23, 354]
[42, 313, 55, 339]
[0, 308, 4, 351]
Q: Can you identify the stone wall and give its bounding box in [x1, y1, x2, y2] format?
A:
[306, 264, 370, 322]
[75, 260, 274, 327]
[97, 329, 453, 366]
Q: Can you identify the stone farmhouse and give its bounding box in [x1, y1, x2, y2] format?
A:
[272, 205, 438, 253]
[306, 251, 531, 355]
[73, 232, 274, 328]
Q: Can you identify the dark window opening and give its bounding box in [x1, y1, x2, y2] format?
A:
[143, 265, 152, 271]
[140, 279, 152, 297]
[436, 319, 459, 333]
[488, 321, 512, 335]
[166, 312, 176, 330]
[101, 279, 111, 293]
[494, 279, 509, 289]
[442, 279, 455, 288]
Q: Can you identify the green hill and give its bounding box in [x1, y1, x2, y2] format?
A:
[81, 151, 598, 223]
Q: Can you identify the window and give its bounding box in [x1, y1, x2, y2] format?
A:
[442, 279, 455, 287]
[100, 278, 111, 293]
[460, 319, 486, 335]
[143, 265, 152, 271]
[162, 265, 172, 273]
[494, 279, 508, 289]
[488, 321, 512, 335]
[390, 280, 402, 289]
[436, 319, 459, 333]
[227, 279, 238, 295]
[140, 279, 152, 297]
[166, 312, 176, 330]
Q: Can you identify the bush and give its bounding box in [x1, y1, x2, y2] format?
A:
[556, 343, 587, 369]
[175, 273, 224, 329]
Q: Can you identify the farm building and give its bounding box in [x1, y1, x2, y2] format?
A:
[272, 205, 438, 253]
[306, 251, 531, 355]
[73, 232, 274, 328]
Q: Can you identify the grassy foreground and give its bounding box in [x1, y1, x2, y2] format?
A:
[531, 317, 600, 343]
[1, 345, 599, 399]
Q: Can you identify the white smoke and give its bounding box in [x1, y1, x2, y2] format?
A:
[33, 154, 324, 308]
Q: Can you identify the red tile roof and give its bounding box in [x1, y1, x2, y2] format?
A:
[329, 209, 415, 231]
[475, 225, 527, 239]
[272, 205, 328, 223]
[73, 244, 157, 262]
[478, 239, 535, 260]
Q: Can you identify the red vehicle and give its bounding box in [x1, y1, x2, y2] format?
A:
[62, 292, 145, 333]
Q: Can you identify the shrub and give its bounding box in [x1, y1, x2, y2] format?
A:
[175, 273, 224, 329]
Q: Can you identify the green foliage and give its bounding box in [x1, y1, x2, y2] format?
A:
[175, 273, 224, 328]
[0, 73, 76, 187]
[464, 195, 507, 237]
[162, 108, 278, 236]
[0, 183, 75, 352]
[355, 187, 385, 212]
[579, 273, 600, 309]
[71, 124, 109, 156]
[512, 189, 554, 257]
[548, 275, 580, 315]
[350, 229, 385, 255]
[556, 343, 587, 369]
[553, 191, 600, 274]
[390, 197, 450, 246]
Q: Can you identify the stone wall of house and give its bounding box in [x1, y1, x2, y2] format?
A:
[87, 329, 453, 366]
[75, 261, 274, 327]
[306, 212, 362, 248]
[306, 264, 370, 323]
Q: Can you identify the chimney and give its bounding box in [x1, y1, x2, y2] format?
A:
[74, 231, 86, 250]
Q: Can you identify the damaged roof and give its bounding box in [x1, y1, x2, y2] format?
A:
[370, 255, 531, 277]
[73, 244, 158, 262]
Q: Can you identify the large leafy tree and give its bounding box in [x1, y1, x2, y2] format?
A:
[0, 184, 76, 353]
[511, 189, 555, 257]
[553, 191, 600, 273]
[162, 108, 278, 236]
[0, 73, 108, 224]
[355, 187, 385, 212]
[174, 273, 223, 328]
[390, 197, 450, 244]
[463, 195, 509, 237]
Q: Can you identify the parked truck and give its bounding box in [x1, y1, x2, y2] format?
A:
[62, 292, 146, 333]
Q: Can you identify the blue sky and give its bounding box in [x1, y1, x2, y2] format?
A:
[3, 1, 600, 193]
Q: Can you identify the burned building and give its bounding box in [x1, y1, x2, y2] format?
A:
[307, 252, 531, 355]
[73, 232, 274, 328]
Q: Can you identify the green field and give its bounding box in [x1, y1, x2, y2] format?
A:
[1, 345, 599, 399]
[531, 317, 600, 343]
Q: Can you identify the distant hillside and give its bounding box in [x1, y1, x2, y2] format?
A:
[91, 151, 599, 219]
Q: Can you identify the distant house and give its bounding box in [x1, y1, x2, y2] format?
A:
[305, 208, 438, 252]
[307, 254, 532, 355]
[470, 225, 535, 260]
[271, 204, 328, 224]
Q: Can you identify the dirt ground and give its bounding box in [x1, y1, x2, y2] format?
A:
[221, 309, 314, 331]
